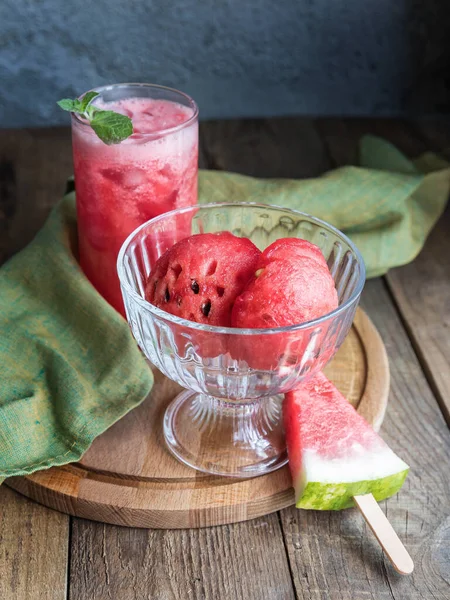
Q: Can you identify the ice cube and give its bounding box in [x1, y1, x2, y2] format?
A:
[158, 164, 173, 180]
[122, 168, 147, 189]
[100, 167, 147, 189]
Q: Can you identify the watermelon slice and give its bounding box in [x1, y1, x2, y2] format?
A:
[284, 372, 409, 510]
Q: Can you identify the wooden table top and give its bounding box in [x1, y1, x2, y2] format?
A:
[0, 118, 449, 600]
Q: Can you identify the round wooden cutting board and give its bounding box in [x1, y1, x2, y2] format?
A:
[6, 308, 389, 529]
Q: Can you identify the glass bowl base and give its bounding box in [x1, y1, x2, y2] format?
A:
[163, 390, 288, 478]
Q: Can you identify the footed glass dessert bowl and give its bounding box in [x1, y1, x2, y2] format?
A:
[117, 203, 366, 477]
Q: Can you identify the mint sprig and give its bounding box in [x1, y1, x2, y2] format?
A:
[57, 92, 133, 145]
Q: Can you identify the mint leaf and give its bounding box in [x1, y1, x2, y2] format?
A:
[57, 98, 82, 112]
[56, 93, 133, 145]
[90, 110, 134, 145]
[79, 91, 99, 113]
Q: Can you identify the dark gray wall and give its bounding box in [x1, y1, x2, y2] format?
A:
[1, 0, 449, 128]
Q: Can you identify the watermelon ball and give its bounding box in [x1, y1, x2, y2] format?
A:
[231, 238, 339, 370]
[232, 238, 338, 329]
[145, 232, 261, 327]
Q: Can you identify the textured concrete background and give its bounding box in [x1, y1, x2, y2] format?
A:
[0, 0, 449, 128]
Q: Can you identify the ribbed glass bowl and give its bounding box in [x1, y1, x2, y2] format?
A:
[117, 203, 365, 477]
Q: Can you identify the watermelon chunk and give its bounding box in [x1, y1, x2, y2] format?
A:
[231, 238, 339, 370]
[284, 372, 409, 510]
[232, 238, 338, 329]
[145, 232, 261, 326]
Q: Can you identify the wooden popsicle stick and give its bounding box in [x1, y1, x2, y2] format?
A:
[354, 493, 414, 575]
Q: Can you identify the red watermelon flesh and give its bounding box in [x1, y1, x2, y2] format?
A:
[230, 238, 338, 369]
[263, 238, 327, 267]
[232, 238, 338, 329]
[145, 232, 261, 327]
[283, 372, 409, 510]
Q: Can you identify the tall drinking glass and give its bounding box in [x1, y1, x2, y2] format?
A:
[71, 83, 199, 315]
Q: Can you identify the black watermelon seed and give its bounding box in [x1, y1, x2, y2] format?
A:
[191, 279, 200, 294]
[164, 288, 170, 302]
[201, 300, 211, 317]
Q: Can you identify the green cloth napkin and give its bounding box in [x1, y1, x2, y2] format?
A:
[0, 135, 449, 482]
[0, 198, 154, 483]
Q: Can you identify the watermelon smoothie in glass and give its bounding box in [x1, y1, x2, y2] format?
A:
[71, 83, 199, 315]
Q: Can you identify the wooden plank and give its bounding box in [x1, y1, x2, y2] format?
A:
[201, 118, 330, 178]
[0, 157, 16, 264]
[202, 118, 450, 598]
[319, 118, 450, 424]
[0, 486, 69, 600]
[386, 204, 450, 425]
[309, 120, 450, 596]
[0, 127, 71, 600]
[0, 127, 72, 263]
[280, 279, 450, 599]
[69, 514, 296, 600]
[388, 121, 450, 423]
[315, 118, 430, 166]
[412, 119, 450, 158]
[198, 122, 211, 169]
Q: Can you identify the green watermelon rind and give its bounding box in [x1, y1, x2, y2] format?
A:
[296, 468, 409, 510]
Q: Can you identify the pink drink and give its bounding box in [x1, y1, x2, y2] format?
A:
[72, 86, 198, 315]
